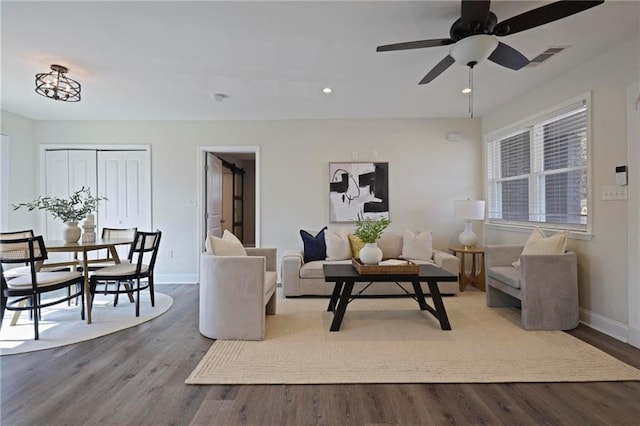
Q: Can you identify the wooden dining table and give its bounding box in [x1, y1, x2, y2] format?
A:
[43, 237, 134, 324]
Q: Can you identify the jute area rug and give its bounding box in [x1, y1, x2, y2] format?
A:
[1, 291, 173, 355]
[186, 289, 640, 384]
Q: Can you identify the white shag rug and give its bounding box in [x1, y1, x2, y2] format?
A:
[187, 290, 640, 384]
[1, 291, 172, 355]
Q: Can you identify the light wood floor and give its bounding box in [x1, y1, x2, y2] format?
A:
[1, 284, 639, 425]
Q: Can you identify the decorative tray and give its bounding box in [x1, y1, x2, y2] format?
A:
[352, 257, 419, 275]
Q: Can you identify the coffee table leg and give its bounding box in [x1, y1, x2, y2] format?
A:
[330, 280, 354, 332]
[327, 280, 344, 312]
[411, 281, 429, 310]
[426, 280, 451, 330]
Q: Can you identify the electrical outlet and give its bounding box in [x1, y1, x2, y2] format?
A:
[167, 249, 173, 258]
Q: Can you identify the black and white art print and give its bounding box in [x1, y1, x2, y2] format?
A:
[329, 162, 389, 223]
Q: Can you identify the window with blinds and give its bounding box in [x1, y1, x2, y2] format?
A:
[486, 97, 589, 231]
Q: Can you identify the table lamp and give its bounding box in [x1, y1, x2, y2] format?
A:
[454, 199, 485, 249]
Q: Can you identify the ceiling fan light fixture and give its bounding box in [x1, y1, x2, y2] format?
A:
[449, 34, 499, 66]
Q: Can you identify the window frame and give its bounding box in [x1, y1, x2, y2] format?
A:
[483, 93, 593, 239]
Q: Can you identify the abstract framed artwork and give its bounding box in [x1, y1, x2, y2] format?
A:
[329, 162, 389, 223]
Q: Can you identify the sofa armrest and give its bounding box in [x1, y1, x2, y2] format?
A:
[281, 250, 304, 297]
[246, 247, 277, 272]
[432, 248, 459, 276]
[485, 245, 523, 268]
[520, 252, 579, 330]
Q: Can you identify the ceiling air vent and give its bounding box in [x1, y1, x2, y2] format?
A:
[526, 46, 571, 68]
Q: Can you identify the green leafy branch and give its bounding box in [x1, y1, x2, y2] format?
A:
[353, 217, 390, 243]
[13, 187, 107, 223]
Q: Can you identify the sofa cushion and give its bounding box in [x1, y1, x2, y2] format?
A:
[209, 230, 247, 256]
[377, 233, 403, 258]
[264, 271, 277, 297]
[348, 234, 364, 258]
[300, 259, 351, 278]
[513, 227, 569, 267]
[402, 229, 433, 261]
[300, 227, 327, 263]
[325, 229, 351, 261]
[487, 266, 521, 289]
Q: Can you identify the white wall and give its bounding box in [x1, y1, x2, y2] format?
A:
[482, 36, 640, 338]
[0, 111, 39, 232]
[1, 118, 481, 283]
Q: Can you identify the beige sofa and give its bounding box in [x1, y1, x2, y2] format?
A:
[281, 232, 460, 297]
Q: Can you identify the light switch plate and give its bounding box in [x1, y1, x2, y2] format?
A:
[601, 185, 628, 200]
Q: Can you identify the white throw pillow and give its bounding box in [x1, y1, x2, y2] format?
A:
[402, 229, 433, 261]
[208, 230, 247, 256]
[324, 229, 352, 261]
[513, 227, 568, 267]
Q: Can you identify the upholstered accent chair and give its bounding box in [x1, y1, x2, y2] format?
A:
[199, 247, 277, 340]
[485, 244, 579, 330]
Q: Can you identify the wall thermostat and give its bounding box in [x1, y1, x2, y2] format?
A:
[616, 165, 627, 186]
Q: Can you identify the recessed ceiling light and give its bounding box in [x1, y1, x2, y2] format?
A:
[462, 87, 472, 94]
[210, 92, 228, 102]
[322, 87, 333, 94]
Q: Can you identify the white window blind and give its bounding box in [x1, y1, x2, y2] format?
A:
[486, 98, 589, 230]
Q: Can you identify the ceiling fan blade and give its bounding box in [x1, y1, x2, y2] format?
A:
[419, 55, 456, 85]
[493, 0, 604, 36]
[461, 0, 490, 28]
[376, 38, 454, 52]
[488, 42, 529, 70]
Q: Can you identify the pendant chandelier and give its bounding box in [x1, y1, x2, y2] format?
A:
[35, 64, 81, 102]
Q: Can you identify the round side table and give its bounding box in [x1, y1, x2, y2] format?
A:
[449, 246, 485, 292]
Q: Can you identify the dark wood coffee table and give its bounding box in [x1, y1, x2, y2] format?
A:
[322, 263, 457, 331]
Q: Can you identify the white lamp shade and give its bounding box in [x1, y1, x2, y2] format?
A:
[454, 200, 486, 220]
[449, 35, 499, 66]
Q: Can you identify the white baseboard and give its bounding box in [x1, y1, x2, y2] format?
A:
[579, 307, 629, 343]
[628, 324, 640, 349]
[154, 274, 198, 284]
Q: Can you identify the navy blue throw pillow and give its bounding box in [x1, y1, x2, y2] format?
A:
[300, 227, 327, 263]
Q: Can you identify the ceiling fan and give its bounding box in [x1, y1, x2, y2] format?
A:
[376, 0, 604, 85]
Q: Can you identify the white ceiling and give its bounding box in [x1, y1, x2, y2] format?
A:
[1, 1, 638, 121]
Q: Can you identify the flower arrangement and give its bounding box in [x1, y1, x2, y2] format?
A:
[353, 217, 390, 243]
[13, 187, 107, 223]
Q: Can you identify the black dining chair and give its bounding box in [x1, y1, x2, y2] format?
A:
[89, 230, 162, 317]
[80, 227, 138, 272]
[1, 230, 36, 281]
[0, 235, 85, 340]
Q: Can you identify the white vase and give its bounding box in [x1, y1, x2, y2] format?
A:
[63, 222, 82, 243]
[359, 242, 383, 265]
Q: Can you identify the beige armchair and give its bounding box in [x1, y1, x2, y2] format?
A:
[485, 244, 579, 330]
[199, 248, 277, 340]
